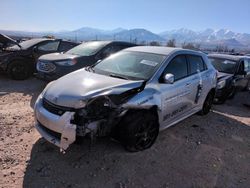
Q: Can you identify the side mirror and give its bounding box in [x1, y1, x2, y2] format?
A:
[163, 73, 174, 84]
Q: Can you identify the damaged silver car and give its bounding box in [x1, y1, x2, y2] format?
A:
[34, 46, 217, 152]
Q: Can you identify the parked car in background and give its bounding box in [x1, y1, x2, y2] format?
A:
[208, 54, 250, 103]
[34, 46, 217, 152]
[0, 37, 78, 80]
[36, 41, 137, 81]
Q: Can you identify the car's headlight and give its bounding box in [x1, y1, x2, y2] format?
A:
[55, 59, 77, 66]
[217, 80, 226, 89]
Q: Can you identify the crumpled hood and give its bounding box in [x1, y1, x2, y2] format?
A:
[217, 72, 233, 81]
[43, 69, 144, 108]
[39, 52, 79, 61]
[0, 34, 17, 44]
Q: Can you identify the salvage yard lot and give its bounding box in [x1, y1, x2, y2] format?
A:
[0, 75, 250, 188]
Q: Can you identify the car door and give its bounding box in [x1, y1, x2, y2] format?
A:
[186, 54, 208, 107]
[243, 59, 250, 88]
[33, 40, 60, 60]
[159, 55, 191, 127]
[234, 59, 249, 89]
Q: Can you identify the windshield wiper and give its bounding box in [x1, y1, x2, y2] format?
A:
[109, 73, 128, 80]
[85, 66, 95, 72]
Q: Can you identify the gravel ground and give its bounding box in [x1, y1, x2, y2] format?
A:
[0, 75, 250, 188]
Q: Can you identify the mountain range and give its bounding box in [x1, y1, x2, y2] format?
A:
[1, 27, 250, 49]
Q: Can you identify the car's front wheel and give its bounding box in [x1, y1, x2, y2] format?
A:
[198, 91, 214, 115]
[8, 61, 32, 80]
[117, 111, 159, 152]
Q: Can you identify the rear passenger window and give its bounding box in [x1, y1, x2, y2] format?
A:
[164, 55, 188, 81]
[187, 55, 206, 75]
[38, 41, 60, 51]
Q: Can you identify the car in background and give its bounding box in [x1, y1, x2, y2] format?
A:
[208, 54, 250, 103]
[34, 46, 217, 152]
[36, 41, 137, 81]
[0, 37, 78, 80]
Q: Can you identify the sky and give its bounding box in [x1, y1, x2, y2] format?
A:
[1, 0, 250, 34]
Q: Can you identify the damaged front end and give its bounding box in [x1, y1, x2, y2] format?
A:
[35, 81, 146, 152]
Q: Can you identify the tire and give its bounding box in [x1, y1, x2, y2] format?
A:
[8, 60, 32, 80]
[198, 91, 214, 115]
[117, 110, 159, 152]
[227, 86, 236, 99]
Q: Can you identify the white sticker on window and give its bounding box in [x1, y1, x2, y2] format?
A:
[140, 60, 158, 66]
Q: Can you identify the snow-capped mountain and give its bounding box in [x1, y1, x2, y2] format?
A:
[1, 27, 250, 49]
[112, 29, 165, 42]
[159, 28, 250, 44]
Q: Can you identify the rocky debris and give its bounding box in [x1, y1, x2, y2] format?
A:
[0, 77, 250, 188]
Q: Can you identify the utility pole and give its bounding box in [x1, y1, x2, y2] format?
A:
[75, 31, 78, 42]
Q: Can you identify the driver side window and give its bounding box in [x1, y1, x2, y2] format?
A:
[163, 55, 188, 81]
[37, 41, 60, 52]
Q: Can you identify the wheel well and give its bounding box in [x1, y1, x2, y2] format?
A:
[7, 58, 32, 72]
[209, 88, 216, 98]
[124, 105, 160, 126]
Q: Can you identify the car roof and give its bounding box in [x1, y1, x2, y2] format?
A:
[124, 46, 200, 56]
[207, 53, 250, 61]
[84, 40, 136, 46]
[29, 38, 54, 42]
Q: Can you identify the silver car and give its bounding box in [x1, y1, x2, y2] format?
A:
[34, 46, 217, 152]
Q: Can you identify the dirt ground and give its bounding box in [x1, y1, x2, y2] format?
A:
[0, 75, 250, 188]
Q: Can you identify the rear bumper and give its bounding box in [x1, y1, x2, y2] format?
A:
[34, 95, 76, 151]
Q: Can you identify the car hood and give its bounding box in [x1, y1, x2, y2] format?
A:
[39, 52, 80, 61]
[0, 34, 17, 44]
[217, 72, 233, 81]
[43, 69, 144, 108]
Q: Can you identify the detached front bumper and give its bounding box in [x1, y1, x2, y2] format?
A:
[34, 96, 77, 151]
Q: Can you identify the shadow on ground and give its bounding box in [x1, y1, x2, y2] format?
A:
[23, 111, 250, 188]
[213, 91, 250, 118]
[0, 75, 47, 109]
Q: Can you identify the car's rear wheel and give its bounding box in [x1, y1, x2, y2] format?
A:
[117, 111, 159, 152]
[8, 61, 32, 80]
[198, 91, 214, 115]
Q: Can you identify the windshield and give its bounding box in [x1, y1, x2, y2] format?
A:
[209, 57, 237, 74]
[11, 39, 44, 50]
[93, 51, 166, 80]
[66, 41, 109, 56]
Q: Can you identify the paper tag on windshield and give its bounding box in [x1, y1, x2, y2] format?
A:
[140, 60, 158, 66]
